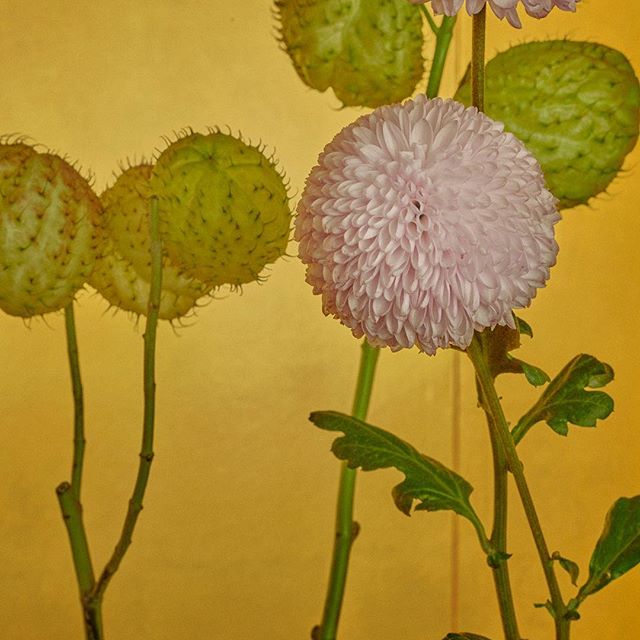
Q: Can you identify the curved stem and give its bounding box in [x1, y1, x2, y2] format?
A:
[58, 303, 99, 639]
[316, 340, 380, 640]
[65, 303, 86, 498]
[467, 335, 570, 640]
[86, 196, 164, 626]
[426, 15, 457, 99]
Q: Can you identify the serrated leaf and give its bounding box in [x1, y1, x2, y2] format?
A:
[512, 354, 614, 444]
[444, 634, 493, 640]
[552, 551, 580, 586]
[309, 410, 488, 544]
[576, 496, 640, 604]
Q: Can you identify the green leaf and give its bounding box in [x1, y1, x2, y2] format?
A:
[309, 410, 488, 544]
[514, 315, 533, 338]
[444, 634, 493, 640]
[509, 355, 550, 387]
[513, 354, 614, 443]
[552, 551, 580, 586]
[576, 496, 640, 604]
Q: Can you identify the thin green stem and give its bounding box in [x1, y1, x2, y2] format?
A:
[59, 303, 100, 639]
[467, 335, 571, 640]
[420, 5, 441, 37]
[56, 482, 98, 639]
[86, 197, 164, 625]
[485, 411, 521, 640]
[65, 303, 86, 498]
[315, 340, 380, 640]
[426, 15, 457, 99]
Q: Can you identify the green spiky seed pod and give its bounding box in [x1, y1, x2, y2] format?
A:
[276, 0, 424, 108]
[90, 164, 211, 320]
[151, 131, 292, 288]
[0, 142, 102, 317]
[455, 40, 640, 209]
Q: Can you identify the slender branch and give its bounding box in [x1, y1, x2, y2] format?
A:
[89, 197, 163, 611]
[467, 335, 571, 640]
[65, 303, 86, 498]
[426, 15, 457, 99]
[485, 410, 521, 640]
[56, 482, 95, 597]
[58, 302, 100, 639]
[420, 5, 441, 36]
[316, 340, 380, 640]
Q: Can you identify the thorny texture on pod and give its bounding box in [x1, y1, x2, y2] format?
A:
[277, 0, 424, 107]
[455, 40, 640, 208]
[0, 142, 102, 317]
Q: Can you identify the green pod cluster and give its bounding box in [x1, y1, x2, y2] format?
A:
[90, 164, 211, 320]
[276, 0, 424, 108]
[455, 40, 640, 209]
[0, 142, 102, 317]
[151, 131, 292, 288]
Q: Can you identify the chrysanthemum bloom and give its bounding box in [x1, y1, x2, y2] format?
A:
[295, 97, 559, 355]
[408, 0, 578, 27]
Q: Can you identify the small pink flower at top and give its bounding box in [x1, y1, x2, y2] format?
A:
[408, 0, 579, 28]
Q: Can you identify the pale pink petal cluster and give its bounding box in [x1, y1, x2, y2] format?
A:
[295, 97, 559, 355]
[408, 0, 578, 28]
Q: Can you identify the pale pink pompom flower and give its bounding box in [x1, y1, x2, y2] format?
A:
[408, 0, 578, 27]
[295, 97, 559, 355]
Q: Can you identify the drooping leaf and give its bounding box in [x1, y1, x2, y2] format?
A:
[576, 496, 640, 604]
[444, 634, 493, 640]
[552, 551, 580, 586]
[309, 410, 488, 545]
[512, 354, 614, 443]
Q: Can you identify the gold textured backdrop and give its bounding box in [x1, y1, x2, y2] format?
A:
[0, 1, 638, 638]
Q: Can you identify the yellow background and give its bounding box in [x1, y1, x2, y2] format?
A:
[0, 1, 638, 638]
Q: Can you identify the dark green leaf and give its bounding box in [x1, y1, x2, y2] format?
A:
[309, 411, 487, 542]
[512, 354, 614, 443]
[514, 315, 533, 338]
[444, 634, 493, 640]
[552, 551, 580, 586]
[576, 496, 640, 604]
[509, 356, 550, 387]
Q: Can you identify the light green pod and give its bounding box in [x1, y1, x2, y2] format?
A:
[90, 164, 211, 320]
[276, 0, 424, 108]
[151, 132, 292, 288]
[455, 40, 640, 209]
[0, 143, 102, 317]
